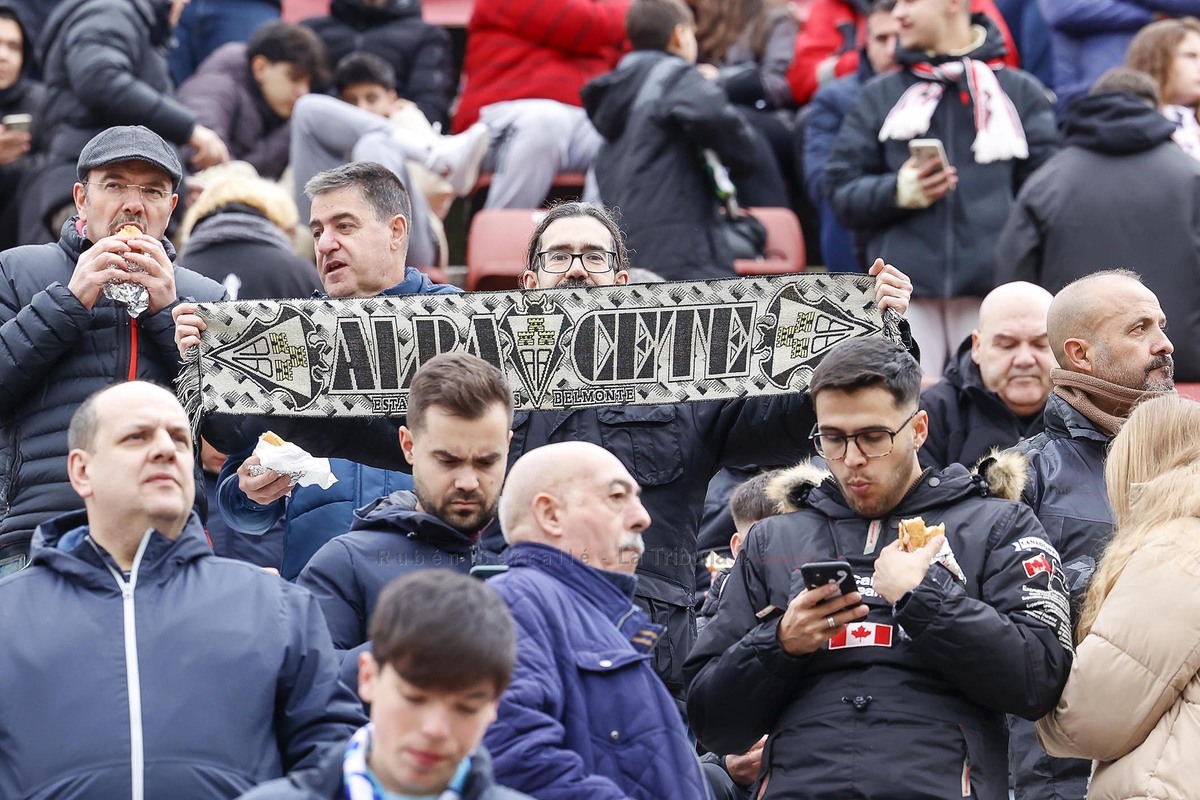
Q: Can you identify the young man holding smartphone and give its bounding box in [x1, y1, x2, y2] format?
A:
[685, 336, 1073, 799]
[825, 0, 1059, 377]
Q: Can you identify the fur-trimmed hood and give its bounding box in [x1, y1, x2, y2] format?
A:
[975, 448, 1030, 502]
[766, 461, 833, 514]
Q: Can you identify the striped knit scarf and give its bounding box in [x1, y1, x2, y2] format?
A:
[879, 58, 1028, 164]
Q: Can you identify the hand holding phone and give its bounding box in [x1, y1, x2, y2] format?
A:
[778, 563, 869, 656]
[908, 138, 948, 174]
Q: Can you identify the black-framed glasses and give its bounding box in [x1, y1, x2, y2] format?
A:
[810, 409, 920, 461]
[536, 250, 617, 274]
[85, 181, 172, 203]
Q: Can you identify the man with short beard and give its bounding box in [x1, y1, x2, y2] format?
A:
[983, 268, 1175, 800]
[296, 351, 513, 679]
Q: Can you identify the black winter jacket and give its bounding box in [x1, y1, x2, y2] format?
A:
[826, 17, 1058, 299]
[0, 217, 225, 536]
[303, 0, 454, 129]
[31, 0, 195, 231]
[582, 50, 759, 281]
[0, 510, 365, 799]
[994, 90, 1200, 382]
[238, 740, 530, 800]
[684, 462, 1073, 800]
[918, 336, 1045, 470]
[177, 205, 320, 301]
[177, 42, 292, 180]
[980, 392, 1113, 800]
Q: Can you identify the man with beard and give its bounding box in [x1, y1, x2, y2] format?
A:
[983, 269, 1175, 800]
[685, 336, 1072, 799]
[296, 351, 513, 679]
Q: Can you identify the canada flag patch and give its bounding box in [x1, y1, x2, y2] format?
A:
[1023, 554, 1053, 579]
[829, 621, 893, 650]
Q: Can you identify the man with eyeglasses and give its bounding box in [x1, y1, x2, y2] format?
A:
[0, 125, 225, 569]
[686, 335, 1073, 799]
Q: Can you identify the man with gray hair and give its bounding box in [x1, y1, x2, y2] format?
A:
[0, 125, 225, 570]
[483, 441, 710, 800]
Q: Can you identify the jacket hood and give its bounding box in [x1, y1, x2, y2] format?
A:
[940, 335, 979, 392]
[0, 1, 36, 80]
[350, 489, 484, 553]
[29, 509, 214, 589]
[974, 448, 1029, 502]
[1062, 91, 1177, 155]
[331, 0, 420, 24]
[184, 206, 294, 256]
[582, 50, 685, 141]
[767, 461, 833, 514]
[897, 14, 1007, 69]
[771, 461, 992, 520]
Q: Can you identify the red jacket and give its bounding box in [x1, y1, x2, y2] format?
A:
[787, 0, 1018, 105]
[453, 0, 629, 132]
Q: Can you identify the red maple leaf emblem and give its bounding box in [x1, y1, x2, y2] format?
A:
[851, 625, 871, 639]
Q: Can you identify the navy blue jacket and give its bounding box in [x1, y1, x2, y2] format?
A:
[918, 336, 1045, 470]
[483, 542, 710, 800]
[1040, 0, 1200, 114]
[0, 510, 365, 799]
[296, 490, 506, 666]
[0, 217, 225, 536]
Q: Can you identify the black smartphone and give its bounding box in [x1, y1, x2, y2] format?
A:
[469, 563, 509, 581]
[799, 560, 857, 598]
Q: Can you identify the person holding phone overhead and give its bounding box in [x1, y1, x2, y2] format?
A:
[825, 0, 1059, 377]
[685, 336, 1073, 800]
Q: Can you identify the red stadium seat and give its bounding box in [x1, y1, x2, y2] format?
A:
[416, 266, 452, 286]
[423, 0, 474, 26]
[465, 209, 544, 291]
[1177, 383, 1200, 401]
[281, 0, 329, 23]
[734, 207, 806, 276]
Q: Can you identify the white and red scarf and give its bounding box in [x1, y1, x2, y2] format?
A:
[878, 57, 1028, 164]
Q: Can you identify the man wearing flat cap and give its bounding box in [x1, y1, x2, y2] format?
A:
[0, 125, 224, 574]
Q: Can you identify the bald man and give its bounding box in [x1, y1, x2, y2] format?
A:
[984, 270, 1175, 800]
[919, 281, 1055, 469]
[482, 442, 709, 800]
[0, 381, 363, 799]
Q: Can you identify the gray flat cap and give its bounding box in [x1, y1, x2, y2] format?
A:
[76, 125, 183, 189]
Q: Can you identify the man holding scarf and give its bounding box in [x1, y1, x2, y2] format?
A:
[982, 269, 1176, 800]
[825, 0, 1057, 376]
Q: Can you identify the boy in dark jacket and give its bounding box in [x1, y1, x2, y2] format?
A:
[239, 570, 531, 800]
[582, 0, 760, 281]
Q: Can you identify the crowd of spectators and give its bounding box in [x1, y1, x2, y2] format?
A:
[2, 0, 1200, 798]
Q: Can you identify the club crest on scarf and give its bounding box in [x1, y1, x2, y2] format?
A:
[179, 275, 901, 424]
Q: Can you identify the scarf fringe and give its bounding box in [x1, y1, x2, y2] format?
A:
[175, 343, 203, 445]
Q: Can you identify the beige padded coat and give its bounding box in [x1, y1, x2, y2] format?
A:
[1036, 518, 1200, 799]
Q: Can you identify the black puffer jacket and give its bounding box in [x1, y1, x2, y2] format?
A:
[0, 217, 224, 536]
[582, 51, 759, 281]
[994, 90, 1200, 382]
[176, 42, 291, 180]
[980, 391, 1114, 800]
[826, 16, 1058, 299]
[303, 0, 454, 129]
[919, 336, 1045, 470]
[685, 462, 1073, 800]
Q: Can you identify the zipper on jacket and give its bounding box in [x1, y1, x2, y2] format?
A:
[127, 317, 139, 381]
[95, 531, 153, 800]
[943, 106, 955, 298]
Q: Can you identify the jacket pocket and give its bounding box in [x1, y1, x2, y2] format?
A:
[572, 648, 658, 749]
[596, 406, 683, 486]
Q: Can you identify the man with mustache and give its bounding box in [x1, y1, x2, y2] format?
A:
[0, 125, 224, 573]
[983, 269, 1176, 800]
[296, 350, 514, 680]
[484, 441, 711, 800]
[919, 280, 1055, 469]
